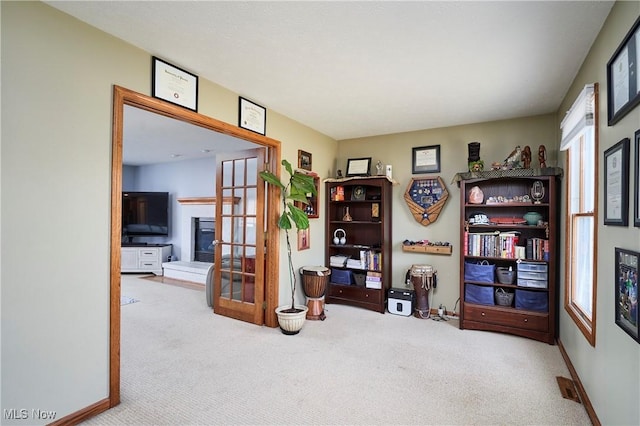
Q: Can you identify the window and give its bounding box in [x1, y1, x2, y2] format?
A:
[560, 83, 598, 346]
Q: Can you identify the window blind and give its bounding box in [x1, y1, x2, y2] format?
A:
[560, 83, 595, 151]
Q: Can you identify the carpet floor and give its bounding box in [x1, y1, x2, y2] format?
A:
[84, 274, 591, 425]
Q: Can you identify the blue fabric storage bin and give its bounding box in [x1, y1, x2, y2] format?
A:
[515, 289, 548, 312]
[464, 260, 495, 283]
[465, 284, 495, 305]
[331, 268, 353, 285]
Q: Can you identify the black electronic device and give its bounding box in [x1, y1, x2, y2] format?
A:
[388, 288, 415, 316]
[122, 191, 169, 237]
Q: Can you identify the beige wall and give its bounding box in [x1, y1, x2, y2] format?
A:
[338, 114, 558, 311]
[556, 2, 640, 425]
[0, 2, 335, 422]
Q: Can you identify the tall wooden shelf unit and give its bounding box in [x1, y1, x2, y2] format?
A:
[325, 177, 392, 313]
[457, 170, 561, 344]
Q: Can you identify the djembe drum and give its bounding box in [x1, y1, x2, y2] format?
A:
[300, 266, 330, 320]
[410, 264, 436, 319]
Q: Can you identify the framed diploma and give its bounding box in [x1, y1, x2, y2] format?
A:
[604, 138, 630, 226]
[239, 97, 266, 135]
[346, 157, 371, 177]
[607, 16, 640, 126]
[151, 56, 198, 112]
[412, 145, 441, 174]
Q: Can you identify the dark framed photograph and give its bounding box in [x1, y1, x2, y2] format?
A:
[346, 157, 371, 177]
[298, 150, 312, 171]
[239, 97, 266, 135]
[412, 145, 441, 174]
[607, 16, 640, 126]
[351, 185, 366, 201]
[634, 129, 640, 227]
[152, 56, 198, 112]
[604, 138, 630, 226]
[615, 247, 639, 344]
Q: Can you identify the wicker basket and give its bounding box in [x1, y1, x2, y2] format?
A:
[496, 267, 515, 284]
[495, 288, 514, 306]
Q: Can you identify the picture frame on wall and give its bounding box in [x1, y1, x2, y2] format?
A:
[298, 150, 312, 171]
[604, 138, 630, 226]
[152, 56, 199, 112]
[297, 228, 310, 251]
[634, 129, 640, 227]
[346, 157, 371, 177]
[606, 16, 640, 126]
[412, 145, 441, 174]
[615, 247, 639, 344]
[238, 97, 266, 135]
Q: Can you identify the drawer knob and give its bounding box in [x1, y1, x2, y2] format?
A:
[524, 318, 528, 323]
[481, 312, 486, 316]
[365, 294, 369, 298]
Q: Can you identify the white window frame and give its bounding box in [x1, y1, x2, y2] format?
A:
[561, 83, 598, 346]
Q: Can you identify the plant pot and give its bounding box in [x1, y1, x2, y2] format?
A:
[275, 305, 309, 335]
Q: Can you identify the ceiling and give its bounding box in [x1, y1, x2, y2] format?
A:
[46, 1, 614, 164]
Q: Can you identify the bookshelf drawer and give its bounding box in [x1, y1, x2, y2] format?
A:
[465, 304, 548, 332]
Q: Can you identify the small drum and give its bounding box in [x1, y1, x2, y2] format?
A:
[410, 264, 436, 319]
[300, 266, 330, 298]
[300, 266, 331, 320]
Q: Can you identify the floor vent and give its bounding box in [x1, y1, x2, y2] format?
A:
[556, 376, 581, 403]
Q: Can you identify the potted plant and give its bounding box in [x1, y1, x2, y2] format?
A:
[259, 159, 318, 335]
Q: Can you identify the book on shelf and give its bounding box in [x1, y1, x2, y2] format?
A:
[365, 271, 383, 289]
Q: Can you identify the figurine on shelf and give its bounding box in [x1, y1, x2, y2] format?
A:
[503, 145, 522, 169]
[538, 145, 547, 168]
[521, 145, 532, 169]
[467, 141, 484, 172]
[376, 160, 384, 176]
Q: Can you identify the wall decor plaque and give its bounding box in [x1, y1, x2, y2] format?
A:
[403, 176, 449, 226]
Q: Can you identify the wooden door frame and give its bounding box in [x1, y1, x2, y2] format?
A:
[109, 85, 281, 407]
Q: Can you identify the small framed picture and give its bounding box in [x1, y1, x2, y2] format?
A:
[297, 228, 310, 251]
[412, 145, 441, 174]
[346, 157, 371, 177]
[604, 138, 630, 226]
[634, 129, 640, 227]
[239, 97, 266, 135]
[152, 56, 198, 112]
[298, 150, 312, 171]
[615, 247, 639, 343]
[351, 185, 366, 201]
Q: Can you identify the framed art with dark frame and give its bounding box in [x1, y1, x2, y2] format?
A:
[298, 150, 312, 171]
[238, 97, 266, 135]
[615, 247, 639, 344]
[152, 56, 198, 112]
[634, 129, 640, 227]
[346, 157, 371, 177]
[604, 138, 630, 226]
[412, 145, 441, 174]
[607, 16, 640, 126]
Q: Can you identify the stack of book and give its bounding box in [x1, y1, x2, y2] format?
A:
[330, 255, 349, 267]
[365, 271, 382, 289]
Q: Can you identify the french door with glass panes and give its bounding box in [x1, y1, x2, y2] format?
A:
[213, 148, 265, 324]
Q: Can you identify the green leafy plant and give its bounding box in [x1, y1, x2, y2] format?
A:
[259, 159, 317, 311]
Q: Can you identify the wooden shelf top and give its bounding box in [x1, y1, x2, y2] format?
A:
[402, 244, 453, 255]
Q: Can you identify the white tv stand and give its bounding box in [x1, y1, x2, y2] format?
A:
[121, 244, 172, 275]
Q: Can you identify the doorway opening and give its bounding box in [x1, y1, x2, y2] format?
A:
[109, 85, 281, 408]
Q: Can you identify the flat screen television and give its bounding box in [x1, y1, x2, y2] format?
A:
[122, 192, 169, 237]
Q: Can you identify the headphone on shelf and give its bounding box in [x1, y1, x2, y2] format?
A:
[333, 228, 346, 245]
